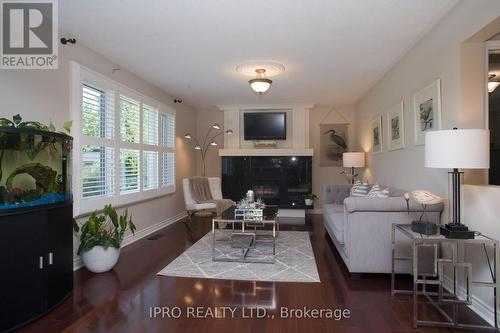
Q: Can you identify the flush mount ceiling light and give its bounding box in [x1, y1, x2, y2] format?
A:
[489, 74, 500, 93]
[236, 61, 285, 95]
[249, 69, 272, 94]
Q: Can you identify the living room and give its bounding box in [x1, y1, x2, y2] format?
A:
[2, 1, 500, 332]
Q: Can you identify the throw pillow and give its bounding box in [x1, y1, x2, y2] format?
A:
[367, 184, 390, 198]
[350, 180, 369, 197]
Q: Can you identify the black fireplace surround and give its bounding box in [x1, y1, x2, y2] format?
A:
[221, 156, 312, 209]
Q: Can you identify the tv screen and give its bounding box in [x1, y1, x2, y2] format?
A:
[244, 112, 286, 140]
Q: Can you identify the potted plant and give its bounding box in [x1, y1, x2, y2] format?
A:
[73, 205, 136, 273]
[303, 193, 318, 206]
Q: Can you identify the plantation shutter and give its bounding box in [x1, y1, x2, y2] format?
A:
[120, 96, 140, 143]
[75, 64, 176, 214]
[120, 149, 140, 194]
[161, 152, 175, 187]
[80, 83, 115, 199]
[143, 151, 159, 190]
[143, 105, 159, 145]
[160, 112, 175, 188]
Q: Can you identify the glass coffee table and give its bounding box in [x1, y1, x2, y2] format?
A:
[212, 205, 279, 263]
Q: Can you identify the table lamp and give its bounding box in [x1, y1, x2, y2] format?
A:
[342, 152, 365, 184]
[425, 128, 489, 239]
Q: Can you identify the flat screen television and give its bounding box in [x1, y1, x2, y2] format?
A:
[244, 112, 286, 140]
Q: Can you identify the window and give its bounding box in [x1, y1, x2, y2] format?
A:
[72, 63, 176, 214]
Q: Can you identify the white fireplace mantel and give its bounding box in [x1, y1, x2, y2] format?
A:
[217, 103, 314, 156]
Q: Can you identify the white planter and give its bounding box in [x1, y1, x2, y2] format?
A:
[81, 246, 120, 273]
[305, 199, 313, 206]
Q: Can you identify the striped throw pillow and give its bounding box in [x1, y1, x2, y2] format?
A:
[367, 184, 390, 198]
[350, 181, 369, 197]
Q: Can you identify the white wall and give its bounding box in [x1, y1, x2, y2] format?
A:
[353, 0, 500, 324]
[462, 185, 500, 324]
[0, 40, 198, 267]
[354, 0, 500, 197]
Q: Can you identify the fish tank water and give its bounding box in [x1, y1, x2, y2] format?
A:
[0, 127, 72, 211]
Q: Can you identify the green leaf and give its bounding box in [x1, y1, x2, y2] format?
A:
[75, 204, 135, 254]
[0, 118, 14, 127]
[63, 120, 73, 133]
[104, 204, 118, 228]
[12, 114, 22, 126]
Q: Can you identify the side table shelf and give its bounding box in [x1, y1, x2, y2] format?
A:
[391, 223, 500, 331]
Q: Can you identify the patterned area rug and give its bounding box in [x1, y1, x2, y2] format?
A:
[157, 231, 320, 282]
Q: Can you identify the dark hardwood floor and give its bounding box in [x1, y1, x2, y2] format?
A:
[17, 214, 490, 333]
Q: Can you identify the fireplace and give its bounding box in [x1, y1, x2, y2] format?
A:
[221, 156, 312, 209]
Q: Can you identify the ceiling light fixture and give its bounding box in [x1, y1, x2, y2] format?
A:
[249, 69, 272, 94]
[489, 74, 500, 93]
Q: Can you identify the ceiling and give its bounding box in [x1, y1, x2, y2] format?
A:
[59, 0, 458, 109]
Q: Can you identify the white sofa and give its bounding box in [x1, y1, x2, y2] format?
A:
[182, 177, 223, 213]
[322, 184, 443, 274]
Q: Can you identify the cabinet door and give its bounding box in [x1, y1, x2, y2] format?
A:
[47, 203, 73, 308]
[0, 210, 47, 332]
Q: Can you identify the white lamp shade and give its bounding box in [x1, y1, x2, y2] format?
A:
[488, 81, 500, 93]
[425, 129, 490, 169]
[343, 152, 365, 168]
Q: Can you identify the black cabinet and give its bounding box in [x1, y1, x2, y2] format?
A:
[0, 202, 73, 333]
[221, 156, 312, 208]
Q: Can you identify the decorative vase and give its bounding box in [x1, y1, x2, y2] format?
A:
[305, 199, 313, 206]
[81, 246, 120, 273]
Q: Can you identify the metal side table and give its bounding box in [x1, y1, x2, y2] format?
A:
[391, 223, 500, 331]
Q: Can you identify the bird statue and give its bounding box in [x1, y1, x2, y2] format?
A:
[325, 129, 347, 150]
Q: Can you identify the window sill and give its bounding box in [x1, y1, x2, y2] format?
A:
[74, 185, 176, 218]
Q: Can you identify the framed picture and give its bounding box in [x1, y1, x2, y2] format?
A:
[319, 123, 348, 166]
[413, 79, 442, 145]
[386, 101, 404, 151]
[371, 115, 382, 154]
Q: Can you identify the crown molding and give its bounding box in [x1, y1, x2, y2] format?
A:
[217, 103, 314, 111]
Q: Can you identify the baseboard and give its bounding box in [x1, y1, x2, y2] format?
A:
[73, 211, 187, 271]
[442, 275, 498, 326]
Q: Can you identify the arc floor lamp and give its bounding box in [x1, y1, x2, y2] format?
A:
[184, 123, 233, 176]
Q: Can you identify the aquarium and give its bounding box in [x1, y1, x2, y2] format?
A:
[0, 127, 72, 211]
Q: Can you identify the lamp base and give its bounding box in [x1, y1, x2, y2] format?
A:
[411, 221, 438, 235]
[440, 223, 475, 239]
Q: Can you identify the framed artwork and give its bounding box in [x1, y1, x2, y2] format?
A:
[319, 123, 348, 166]
[371, 115, 382, 154]
[386, 101, 404, 151]
[413, 79, 442, 145]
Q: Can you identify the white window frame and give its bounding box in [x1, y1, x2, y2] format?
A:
[70, 61, 176, 215]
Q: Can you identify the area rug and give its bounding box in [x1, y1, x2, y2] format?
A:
[157, 231, 320, 283]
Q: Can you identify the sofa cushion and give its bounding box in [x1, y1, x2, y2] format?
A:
[323, 203, 344, 215]
[367, 184, 390, 198]
[323, 203, 345, 244]
[350, 180, 368, 197]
